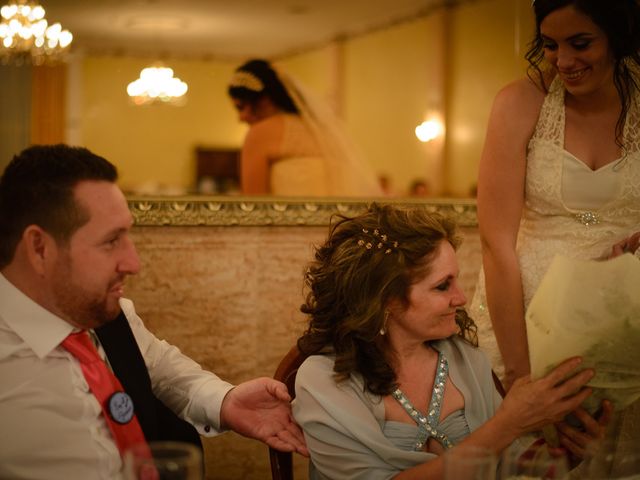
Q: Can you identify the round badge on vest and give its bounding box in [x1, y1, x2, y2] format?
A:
[107, 391, 135, 424]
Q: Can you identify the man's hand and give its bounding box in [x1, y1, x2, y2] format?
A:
[220, 377, 309, 456]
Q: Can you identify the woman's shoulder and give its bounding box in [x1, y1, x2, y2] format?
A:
[297, 354, 369, 396]
[297, 354, 336, 387]
[494, 77, 546, 112]
[243, 114, 288, 153]
[437, 337, 492, 369]
[487, 77, 548, 137]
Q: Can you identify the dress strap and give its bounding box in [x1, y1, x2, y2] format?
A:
[391, 351, 453, 451]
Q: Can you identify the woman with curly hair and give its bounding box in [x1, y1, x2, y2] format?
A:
[293, 204, 608, 479]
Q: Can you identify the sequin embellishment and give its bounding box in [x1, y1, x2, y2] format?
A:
[575, 211, 600, 226]
[391, 352, 453, 451]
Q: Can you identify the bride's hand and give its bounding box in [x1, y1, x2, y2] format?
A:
[553, 400, 614, 460]
[609, 231, 640, 258]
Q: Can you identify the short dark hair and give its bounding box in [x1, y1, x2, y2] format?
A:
[297, 203, 476, 396]
[227, 59, 298, 114]
[526, 0, 640, 147]
[0, 144, 117, 268]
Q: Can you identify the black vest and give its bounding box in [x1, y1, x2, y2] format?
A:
[95, 311, 201, 449]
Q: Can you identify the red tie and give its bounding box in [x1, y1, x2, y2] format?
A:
[62, 331, 150, 458]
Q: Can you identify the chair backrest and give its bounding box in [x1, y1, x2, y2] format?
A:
[492, 370, 506, 398]
[269, 345, 306, 480]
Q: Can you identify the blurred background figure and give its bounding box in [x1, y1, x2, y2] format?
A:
[228, 59, 382, 197]
[377, 173, 395, 196]
[408, 178, 431, 197]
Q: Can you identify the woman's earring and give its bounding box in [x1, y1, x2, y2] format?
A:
[380, 310, 390, 336]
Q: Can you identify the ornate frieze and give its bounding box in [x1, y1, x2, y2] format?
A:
[127, 196, 478, 227]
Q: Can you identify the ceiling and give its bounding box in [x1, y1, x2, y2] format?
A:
[37, 0, 454, 60]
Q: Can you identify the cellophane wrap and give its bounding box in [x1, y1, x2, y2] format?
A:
[526, 253, 640, 413]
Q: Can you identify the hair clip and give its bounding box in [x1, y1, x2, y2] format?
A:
[357, 227, 399, 254]
[229, 71, 264, 92]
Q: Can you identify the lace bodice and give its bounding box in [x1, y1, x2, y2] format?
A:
[519, 76, 640, 306]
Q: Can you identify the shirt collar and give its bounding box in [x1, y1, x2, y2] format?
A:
[0, 273, 74, 359]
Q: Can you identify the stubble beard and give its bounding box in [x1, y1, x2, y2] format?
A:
[51, 254, 120, 329]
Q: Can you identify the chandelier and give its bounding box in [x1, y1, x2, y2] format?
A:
[0, 0, 72, 65]
[127, 66, 188, 106]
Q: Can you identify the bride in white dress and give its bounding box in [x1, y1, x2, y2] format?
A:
[470, 0, 640, 468]
[228, 59, 382, 197]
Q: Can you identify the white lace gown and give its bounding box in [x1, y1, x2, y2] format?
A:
[470, 76, 640, 458]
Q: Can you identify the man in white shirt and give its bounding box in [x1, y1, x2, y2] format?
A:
[0, 144, 307, 479]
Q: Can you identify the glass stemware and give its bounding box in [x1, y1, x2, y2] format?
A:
[443, 445, 498, 480]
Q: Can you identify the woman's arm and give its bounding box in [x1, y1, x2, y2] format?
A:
[240, 117, 284, 194]
[295, 355, 596, 480]
[476, 78, 544, 388]
[394, 358, 596, 480]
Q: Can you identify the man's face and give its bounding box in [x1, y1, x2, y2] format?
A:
[51, 181, 140, 329]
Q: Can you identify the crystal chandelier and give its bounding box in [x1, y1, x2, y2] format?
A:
[0, 0, 72, 65]
[127, 66, 188, 106]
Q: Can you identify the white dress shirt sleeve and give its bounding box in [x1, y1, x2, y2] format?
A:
[120, 298, 234, 436]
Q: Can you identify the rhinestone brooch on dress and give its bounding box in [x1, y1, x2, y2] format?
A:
[576, 211, 600, 226]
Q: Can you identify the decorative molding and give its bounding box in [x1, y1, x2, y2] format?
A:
[127, 196, 478, 227]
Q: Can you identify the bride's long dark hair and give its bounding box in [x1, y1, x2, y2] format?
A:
[525, 0, 640, 148]
[228, 59, 298, 114]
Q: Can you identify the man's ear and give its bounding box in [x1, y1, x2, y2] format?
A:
[22, 225, 57, 276]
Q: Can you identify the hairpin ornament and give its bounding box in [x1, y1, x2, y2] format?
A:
[357, 228, 399, 254]
[229, 71, 264, 92]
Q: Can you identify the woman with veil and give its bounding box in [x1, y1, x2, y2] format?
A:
[228, 59, 382, 196]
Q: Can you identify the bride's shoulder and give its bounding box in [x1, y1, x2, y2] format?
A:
[496, 77, 546, 110]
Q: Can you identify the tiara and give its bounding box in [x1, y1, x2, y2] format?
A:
[229, 71, 264, 92]
[357, 228, 399, 254]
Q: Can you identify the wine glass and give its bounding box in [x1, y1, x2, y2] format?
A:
[499, 443, 569, 480]
[583, 438, 640, 479]
[443, 445, 498, 480]
[123, 441, 203, 480]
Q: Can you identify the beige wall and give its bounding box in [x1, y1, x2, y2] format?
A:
[79, 56, 243, 193]
[445, 0, 533, 196]
[66, 0, 534, 197]
[345, 13, 446, 196]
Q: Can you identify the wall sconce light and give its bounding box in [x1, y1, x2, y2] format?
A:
[415, 118, 444, 143]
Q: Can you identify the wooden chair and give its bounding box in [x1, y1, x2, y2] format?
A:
[269, 345, 306, 480]
[492, 370, 506, 398]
